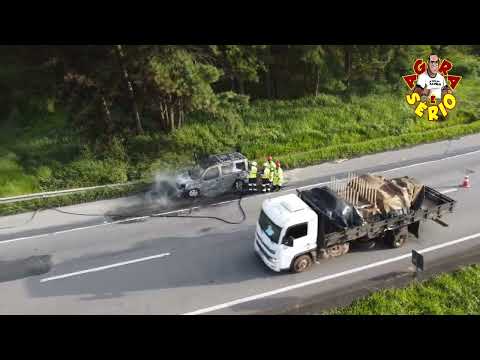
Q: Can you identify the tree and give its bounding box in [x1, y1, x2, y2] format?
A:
[115, 45, 144, 135]
[300, 45, 327, 96]
[54, 46, 124, 140]
[215, 45, 266, 94]
[146, 47, 223, 131]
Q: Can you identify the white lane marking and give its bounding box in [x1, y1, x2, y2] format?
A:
[0, 148, 474, 245]
[442, 188, 459, 194]
[272, 149, 479, 193]
[51, 222, 121, 236]
[0, 208, 201, 245]
[40, 252, 171, 283]
[184, 232, 480, 315]
[153, 207, 200, 216]
[382, 148, 480, 173]
[0, 233, 51, 245]
[213, 201, 235, 207]
[0, 219, 140, 245]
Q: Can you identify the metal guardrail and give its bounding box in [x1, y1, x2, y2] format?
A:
[0, 181, 144, 204]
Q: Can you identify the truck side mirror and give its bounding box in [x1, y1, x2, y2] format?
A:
[283, 236, 294, 247]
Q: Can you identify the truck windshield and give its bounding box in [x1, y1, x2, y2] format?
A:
[259, 210, 282, 244]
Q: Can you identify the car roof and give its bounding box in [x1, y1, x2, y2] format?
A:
[199, 152, 246, 168]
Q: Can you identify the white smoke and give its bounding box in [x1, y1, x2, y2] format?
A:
[143, 171, 179, 208]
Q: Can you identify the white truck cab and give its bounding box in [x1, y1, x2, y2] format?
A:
[254, 194, 318, 272]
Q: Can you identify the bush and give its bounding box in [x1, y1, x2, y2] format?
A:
[278, 120, 480, 169]
[0, 153, 39, 197]
[326, 264, 480, 315]
[36, 165, 53, 191]
[126, 134, 161, 157]
[3, 76, 480, 214]
[449, 54, 480, 78]
[51, 158, 129, 189]
[217, 91, 250, 109]
[103, 136, 128, 162]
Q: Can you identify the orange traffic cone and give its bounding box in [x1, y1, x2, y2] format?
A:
[461, 176, 471, 188]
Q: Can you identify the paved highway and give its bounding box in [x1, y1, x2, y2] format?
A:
[0, 136, 479, 314]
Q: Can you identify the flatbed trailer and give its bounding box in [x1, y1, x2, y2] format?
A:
[299, 186, 456, 254]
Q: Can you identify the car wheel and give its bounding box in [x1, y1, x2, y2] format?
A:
[187, 189, 200, 198]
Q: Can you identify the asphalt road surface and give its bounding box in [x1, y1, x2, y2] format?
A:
[1, 136, 480, 314]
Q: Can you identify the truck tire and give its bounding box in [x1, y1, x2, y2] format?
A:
[386, 227, 407, 249]
[326, 243, 350, 257]
[291, 255, 313, 273]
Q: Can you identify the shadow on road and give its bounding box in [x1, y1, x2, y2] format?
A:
[22, 227, 426, 304]
[0, 255, 52, 283]
[24, 225, 280, 301]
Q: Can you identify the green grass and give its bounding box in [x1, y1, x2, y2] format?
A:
[0, 153, 39, 196]
[325, 265, 480, 315]
[280, 120, 480, 168]
[124, 79, 479, 173]
[162, 78, 480, 169]
[0, 107, 129, 197]
[1, 78, 480, 208]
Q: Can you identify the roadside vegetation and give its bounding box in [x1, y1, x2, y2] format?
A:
[1, 45, 480, 215]
[325, 265, 480, 315]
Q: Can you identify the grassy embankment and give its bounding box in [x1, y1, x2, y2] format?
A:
[1, 78, 479, 215]
[324, 265, 480, 315]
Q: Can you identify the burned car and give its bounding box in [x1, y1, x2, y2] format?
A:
[175, 152, 249, 198]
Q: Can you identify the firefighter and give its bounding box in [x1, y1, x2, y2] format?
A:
[272, 160, 284, 191]
[261, 161, 272, 192]
[248, 161, 258, 192]
[267, 155, 276, 175]
[269, 161, 275, 186]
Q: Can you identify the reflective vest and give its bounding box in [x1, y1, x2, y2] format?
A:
[249, 165, 258, 179]
[273, 168, 284, 186]
[269, 161, 276, 173]
[262, 166, 271, 180]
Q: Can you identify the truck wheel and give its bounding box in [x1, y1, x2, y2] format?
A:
[291, 255, 313, 273]
[326, 243, 350, 257]
[386, 228, 407, 249]
[187, 189, 200, 198]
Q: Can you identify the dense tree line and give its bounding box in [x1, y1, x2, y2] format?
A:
[1, 45, 478, 139]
